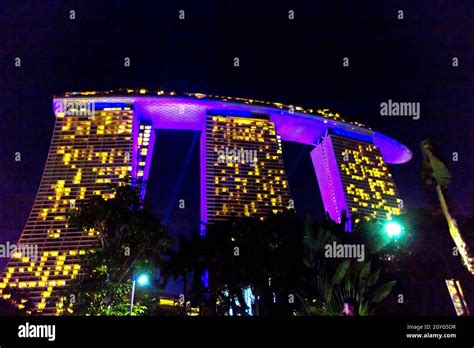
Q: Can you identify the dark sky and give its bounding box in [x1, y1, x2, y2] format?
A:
[0, 0, 473, 272]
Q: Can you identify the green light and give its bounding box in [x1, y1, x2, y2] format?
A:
[137, 274, 150, 286]
[385, 221, 402, 238]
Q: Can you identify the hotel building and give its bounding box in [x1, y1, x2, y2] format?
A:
[0, 89, 411, 314]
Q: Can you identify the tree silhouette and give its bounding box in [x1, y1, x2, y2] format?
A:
[63, 180, 172, 315]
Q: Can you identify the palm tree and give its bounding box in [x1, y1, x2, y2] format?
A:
[299, 216, 396, 315]
[178, 211, 304, 316]
[160, 234, 193, 313]
[420, 139, 473, 274]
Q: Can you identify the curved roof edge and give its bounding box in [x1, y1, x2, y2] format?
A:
[52, 93, 412, 164]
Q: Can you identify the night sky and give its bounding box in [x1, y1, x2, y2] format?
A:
[1, 1, 473, 277]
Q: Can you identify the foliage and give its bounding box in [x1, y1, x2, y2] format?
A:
[64, 180, 172, 315]
[299, 215, 397, 315]
[420, 139, 451, 190]
[159, 233, 197, 314]
[162, 210, 304, 316]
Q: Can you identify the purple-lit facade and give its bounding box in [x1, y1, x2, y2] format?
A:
[312, 132, 403, 231]
[0, 89, 411, 314]
[121, 92, 410, 231]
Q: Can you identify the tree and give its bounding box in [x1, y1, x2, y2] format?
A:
[390, 208, 456, 314]
[420, 139, 473, 273]
[171, 210, 304, 316]
[63, 180, 172, 315]
[298, 215, 396, 315]
[160, 233, 194, 314]
[0, 287, 34, 315]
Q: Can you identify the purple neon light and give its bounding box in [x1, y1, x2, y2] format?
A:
[53, 95, 411, 234]
[142, 129, 155, 184]
[311, 136, 351, 231]
[54, 96, 411, 164]
[200, 129, 207, 236]
[132, 115, 140, 179]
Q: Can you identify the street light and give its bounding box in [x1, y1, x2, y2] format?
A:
[384, 221, 402, 239]
[137, 274, 150, 286]
[130, 273, 150, 315]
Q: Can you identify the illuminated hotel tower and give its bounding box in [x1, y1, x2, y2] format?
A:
[311, 130, 402, 230]
[0, 101, 135, 314]
[0, 89, 411, 314]
[204, 114, 292, 223]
